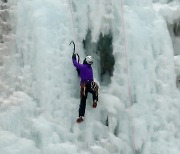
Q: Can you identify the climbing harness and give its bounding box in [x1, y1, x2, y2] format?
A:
[91, 81, 99, 97]
[80, 83, 86, 97]
[80, 81, 99, 98]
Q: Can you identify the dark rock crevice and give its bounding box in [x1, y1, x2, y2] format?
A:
[83, 30, 115, 85]
[97, 33, 115, 84]
[174, 21, 180, 37]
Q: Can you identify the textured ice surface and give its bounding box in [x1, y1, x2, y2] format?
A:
[0, 0, 180, 154]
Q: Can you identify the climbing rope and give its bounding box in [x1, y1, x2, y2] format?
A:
[67, 0, 78, 45]
[120, 0, 136, 154]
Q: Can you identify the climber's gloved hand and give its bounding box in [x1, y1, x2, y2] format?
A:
[72, 53, 76, 60]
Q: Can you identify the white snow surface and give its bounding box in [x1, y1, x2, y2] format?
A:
[0, 0, 180, 154]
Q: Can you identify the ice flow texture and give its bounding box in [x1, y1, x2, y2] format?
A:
[0, 0, 180, 154]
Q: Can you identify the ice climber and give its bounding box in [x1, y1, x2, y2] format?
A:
[72, 53, 99, 123]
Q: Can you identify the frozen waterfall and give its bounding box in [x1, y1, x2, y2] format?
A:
[0, 0, 180, 154]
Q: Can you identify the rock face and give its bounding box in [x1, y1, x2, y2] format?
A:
[174, 21, 180, 36]
[0, 1, 11, 44]
[0, 1, 14, 97]
[97, 33, 115, 82]
[82, 30, 115, 85]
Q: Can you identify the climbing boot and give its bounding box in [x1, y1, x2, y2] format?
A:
[92, 101, 97, 108]
[76, 116, 84, 123]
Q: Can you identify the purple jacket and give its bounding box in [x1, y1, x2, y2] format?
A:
[72, 58, 94, 83]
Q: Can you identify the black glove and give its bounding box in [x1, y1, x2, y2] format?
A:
[72, 53, 76, 60]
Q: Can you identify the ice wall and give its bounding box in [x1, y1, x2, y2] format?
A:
[73, 0, 180, 154]
[153, 0, 180, 88]
[0, 0, 180, 154]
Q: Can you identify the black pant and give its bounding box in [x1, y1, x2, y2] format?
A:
[79, 81, 98, 117]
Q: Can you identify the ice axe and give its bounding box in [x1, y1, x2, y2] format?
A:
[69, 41, 80, 63]
[69, 41, 76, 54]
[69, 41, 80, 76]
